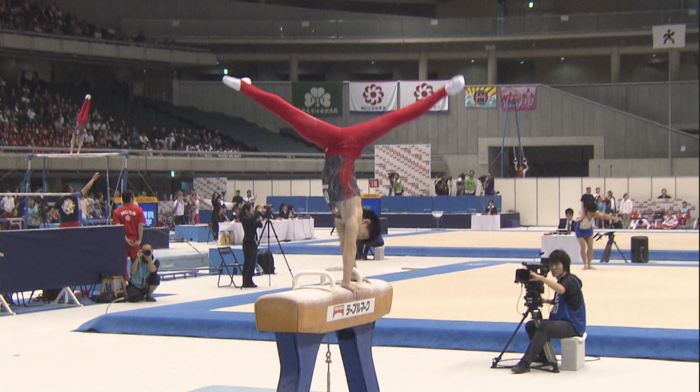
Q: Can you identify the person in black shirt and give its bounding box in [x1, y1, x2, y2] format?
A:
[240, 202, 263, 288]
[231, 190, 244, 207]
[485, 199, 498, 215]
[434, 174, 450, 196]
[580, 187, 595, 211]
[278, 203, 290, 219]
[210, 191, 224, 243]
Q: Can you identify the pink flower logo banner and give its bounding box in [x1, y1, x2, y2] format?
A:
[500, 86, 537, 111]
[399, 80, 448, 112]
[349, 81, 398, 112]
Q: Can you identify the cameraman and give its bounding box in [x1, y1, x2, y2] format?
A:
[240, 203, 264, 288]
[512, 250, 586, 374]
[126, 243, 160, 302]
[434, 174, 450, 196]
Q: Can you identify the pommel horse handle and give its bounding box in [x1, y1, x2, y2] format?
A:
[291, 270, 336, 290]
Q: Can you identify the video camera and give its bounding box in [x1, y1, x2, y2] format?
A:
[514, 261, 550, 310]
[593, 231, 615, 241]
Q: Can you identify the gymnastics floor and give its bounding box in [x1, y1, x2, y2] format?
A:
[1, 227, 698, 392]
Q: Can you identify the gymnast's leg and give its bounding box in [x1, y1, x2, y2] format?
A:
[222, 76, 339, 150]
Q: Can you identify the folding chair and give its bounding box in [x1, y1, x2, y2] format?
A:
[217, 247, 243, 288]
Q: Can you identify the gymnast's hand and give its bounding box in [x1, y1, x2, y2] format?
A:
[341, 281, 361, 300]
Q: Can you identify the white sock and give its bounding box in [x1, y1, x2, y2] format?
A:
[222, 76, 251, 91]
[445, 75, 465, 95]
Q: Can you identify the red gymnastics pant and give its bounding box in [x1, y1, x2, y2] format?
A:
[238, 82, 448, 160]
[76, 97, 90, 127]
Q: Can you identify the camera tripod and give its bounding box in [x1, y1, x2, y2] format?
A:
[595, 231, 628, 263]
[491, 306, 559, 373]
[258, 217, 294, 284]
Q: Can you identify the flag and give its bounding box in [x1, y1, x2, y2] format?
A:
[653, 24, 686, 49]
[349, 81, 398, 112]
[465, 86, 497, 108]
[291, 82, 343, 117]
[500, 86, 537, 111]
[398, 80, 448, 111]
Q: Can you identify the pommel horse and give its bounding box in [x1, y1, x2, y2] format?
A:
[255, 269, 393, 392]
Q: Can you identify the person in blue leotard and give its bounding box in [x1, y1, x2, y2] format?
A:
[575, 201, 619, 270]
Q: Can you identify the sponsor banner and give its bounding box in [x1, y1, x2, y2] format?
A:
[399, 80, 448, 111]
[291, 82, 343, 117]
[327, 298, 376, 322]
[653, 24, 686, 49]
[349, 81, 398, 112]
[465, 86, 497, 108]
[500, 86, 537, 111]
[374, 144, 431, 196]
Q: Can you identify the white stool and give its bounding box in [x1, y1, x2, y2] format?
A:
[560, 333, 587, 371]
[372, 246, 385, 260]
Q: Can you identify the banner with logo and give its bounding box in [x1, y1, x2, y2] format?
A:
[465, 86, 497, 108]
[653, 24, 686, 49]
[399, 80, 448, 111]
[349, 81, 398, 112]
[292, 82, 343, 117]
[500, 86, 537, 111]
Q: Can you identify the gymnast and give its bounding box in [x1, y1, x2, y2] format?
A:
[223, 74, 465, 297]
[70, 94, 91, 155]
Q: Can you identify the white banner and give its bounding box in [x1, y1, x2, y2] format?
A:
[653, 24, 686, 49]
[399, 80, 448, 111]
[349, 81, 398, 112]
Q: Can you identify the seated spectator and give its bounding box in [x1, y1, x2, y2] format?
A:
[126, 243, 160, 302]
[485, 199, 498, 215]
[679, 201, 691, 227]
[632, 217, 651, 230]
[278, 203, 290, 219]
[653, 210, 678, 230]
[356, 234, 385, 260]
[25, 196, 40, 229]
[657, 188, 672, 199]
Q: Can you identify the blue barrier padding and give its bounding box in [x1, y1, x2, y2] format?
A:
[267, 196, 504, 214]
[0, 225, 125, 293]
[199, 210, 212, 224]
[174, 225, 210, 242]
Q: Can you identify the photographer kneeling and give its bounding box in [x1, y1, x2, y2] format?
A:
[512, 250, 586, 374]
[126, 243, 160, 302]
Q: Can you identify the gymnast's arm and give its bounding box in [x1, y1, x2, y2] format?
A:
[335, 197, 364, 299]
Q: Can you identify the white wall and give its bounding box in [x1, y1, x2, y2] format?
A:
[233, 176, 699, 226]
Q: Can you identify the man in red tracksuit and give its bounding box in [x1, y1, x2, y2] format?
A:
[113, 190, 145, 279]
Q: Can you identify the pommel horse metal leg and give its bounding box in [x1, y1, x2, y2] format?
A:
[255, 270, 392, 392]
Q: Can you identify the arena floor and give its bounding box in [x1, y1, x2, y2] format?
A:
[1, 227, 698, 392]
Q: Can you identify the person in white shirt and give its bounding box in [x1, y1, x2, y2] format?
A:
[619, 193, 634, 230]
[1, 193, 16, 229]
[243, 190, 256, 204]
[653, 210, 678, 230]
[632, 217, 651, 230]
[172, 191, 186, 225]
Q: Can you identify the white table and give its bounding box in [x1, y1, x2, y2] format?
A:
[258, 218, 315, 244]
[540, 234, 583, 264]
[471, 214, 500, 230]
[218, 221, 244, 244]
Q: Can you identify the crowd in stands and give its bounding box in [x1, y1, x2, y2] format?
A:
[0, 76, 244, 155]
[0, 0, 148, 44]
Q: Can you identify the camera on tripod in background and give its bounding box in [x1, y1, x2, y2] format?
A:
[514, 260, 550, 310]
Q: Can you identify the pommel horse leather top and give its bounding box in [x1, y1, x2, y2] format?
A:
[255, 269, 393, 334]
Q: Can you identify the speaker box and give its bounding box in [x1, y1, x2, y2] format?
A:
[631, 236, 649, 263]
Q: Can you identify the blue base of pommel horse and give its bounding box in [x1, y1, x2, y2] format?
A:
[254, 269, 393, 392]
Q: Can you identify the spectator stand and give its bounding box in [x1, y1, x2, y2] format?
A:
[22, 152, 128, 228]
